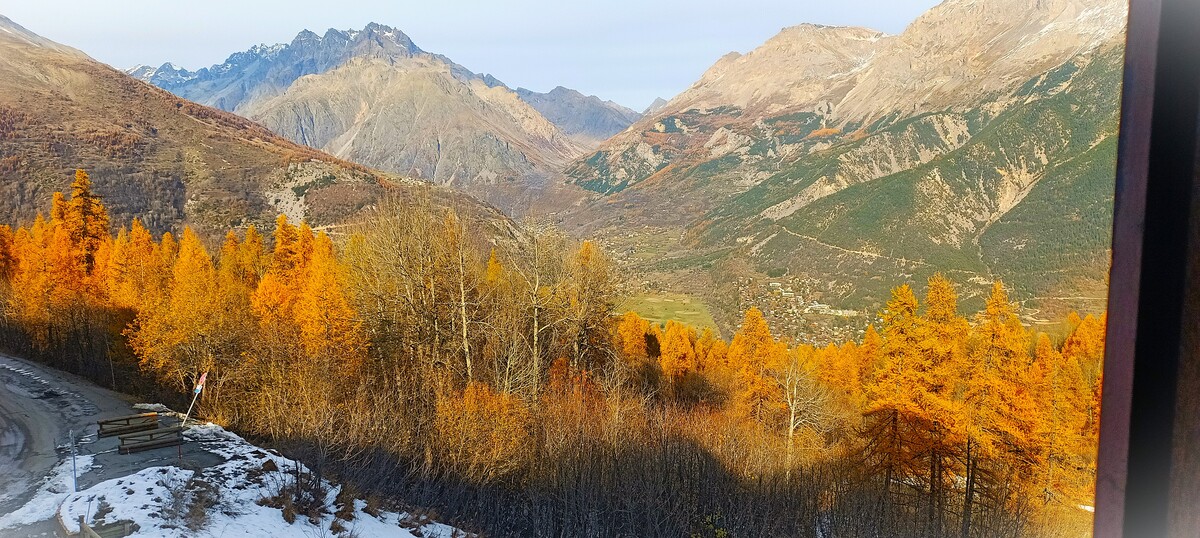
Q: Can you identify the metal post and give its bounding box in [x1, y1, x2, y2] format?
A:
[69, 428, 77, 493]
[181, 389, 200, 427]
[182, 371, 206, 428]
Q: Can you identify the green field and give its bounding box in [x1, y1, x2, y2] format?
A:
[619, 293, 720, 334]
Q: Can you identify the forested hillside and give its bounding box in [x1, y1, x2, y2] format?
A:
[561, 0, 1124, 332]
[0, 172, 1105, 537]
[696, 44, 1122, 313]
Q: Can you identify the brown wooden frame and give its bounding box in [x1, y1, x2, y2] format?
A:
[1095, 0, 1200, 536]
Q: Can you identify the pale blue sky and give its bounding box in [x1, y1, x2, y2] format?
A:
[0, 0, 941, 110]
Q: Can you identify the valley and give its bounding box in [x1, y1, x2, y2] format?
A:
[0, 0, 1125, 535]
[110, 0, 1125, 339]
[557, 0, 1123, 336]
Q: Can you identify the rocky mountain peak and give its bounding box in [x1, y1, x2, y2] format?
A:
[831, 0, 1126, 122]
[282, 22, 423, 59]
[291, 29, 321, 46]
[513, 86, 641, 145]
[477, 73, 506, 88]
[655, 23, 885, 117]
[125, 22, 430, 112]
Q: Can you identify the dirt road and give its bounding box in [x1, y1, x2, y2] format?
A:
[0, 354, 218, 537]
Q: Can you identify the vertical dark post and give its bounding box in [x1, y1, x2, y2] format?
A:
[1096, 0, 1200, 536]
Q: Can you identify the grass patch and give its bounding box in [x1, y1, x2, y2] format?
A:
[619, 293, 719, 333]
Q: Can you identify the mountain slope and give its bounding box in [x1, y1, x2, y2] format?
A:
[567, 0, 1123, 204]
[129, 24, 600, 211]
[705, 44, 1121, 307]
[0, 15, 498, 235]
[561, 0, 1125, 329]
[248, 56, 581, 182]
[563, 23, 888, 206]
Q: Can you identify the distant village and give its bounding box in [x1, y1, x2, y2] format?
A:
[737, 277, 871, 346]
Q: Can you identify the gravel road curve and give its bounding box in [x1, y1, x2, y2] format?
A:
[0, 354, 219, 537]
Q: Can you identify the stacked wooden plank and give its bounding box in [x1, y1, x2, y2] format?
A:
[116, 426, 183, 454]
[97, 412, 185, 454]
[96, 413, 158, 438]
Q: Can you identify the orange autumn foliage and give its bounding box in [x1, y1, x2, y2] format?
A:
[435, 382, 531, 482]
[295, 232, 367, 370]
[0, 179, 1107, 534]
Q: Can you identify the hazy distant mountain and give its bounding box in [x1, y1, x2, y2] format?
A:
[127, 24, 607, 211]
[515, 86, 640, 145]
[563, 0, 1127, 319]
[0, 14, 497, 235]
[642, 97, 669, 115]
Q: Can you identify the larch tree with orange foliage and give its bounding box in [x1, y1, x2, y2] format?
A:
[8, 217, 57, 344]
[129, 228, 224, 393]
[295, 231, 367, 372]
[107, 219, 168, 312]
[693, 328, 726, 371]
[863, 284, 928, 519]
[62, 170, 110, 275]
[918, 273, 969, 533]
[658, 320, 698, 399]
[614, 311, 650, 366]
[251, 216, 309, 341]
[1062, 313, 1106, 439]
[859, 324, 883, 388]
[960, 281, 1039, 538]
[727, 307, 785, 423]
[1029, 331, 1093, 505]
[815, 341, 865, 416]
[8, 173, 114, 355]
[0, 225, 15, 282]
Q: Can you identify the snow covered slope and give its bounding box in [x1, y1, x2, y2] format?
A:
[53, 422, 465, 537]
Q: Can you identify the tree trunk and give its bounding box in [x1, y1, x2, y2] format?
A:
[961, 439, 976, 538]
[786, 407, 796, 481]
[457, 245, 471, 381]
[531, 303, 540, 394]
[882, 410, 898, 527]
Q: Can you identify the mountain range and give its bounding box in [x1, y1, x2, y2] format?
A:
[561, 0, 1125, 325]
[0, 0, 1127, 334]
[0, 14, 503, 236]
[127, 25, 640, 210]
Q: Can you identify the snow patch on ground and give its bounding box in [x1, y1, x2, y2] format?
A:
[0, 453, 95, 529]
[57, 422, 466, 537]
[132, 403, 173, 414]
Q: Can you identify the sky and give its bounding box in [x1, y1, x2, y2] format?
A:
[0, 0, 941, 111]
